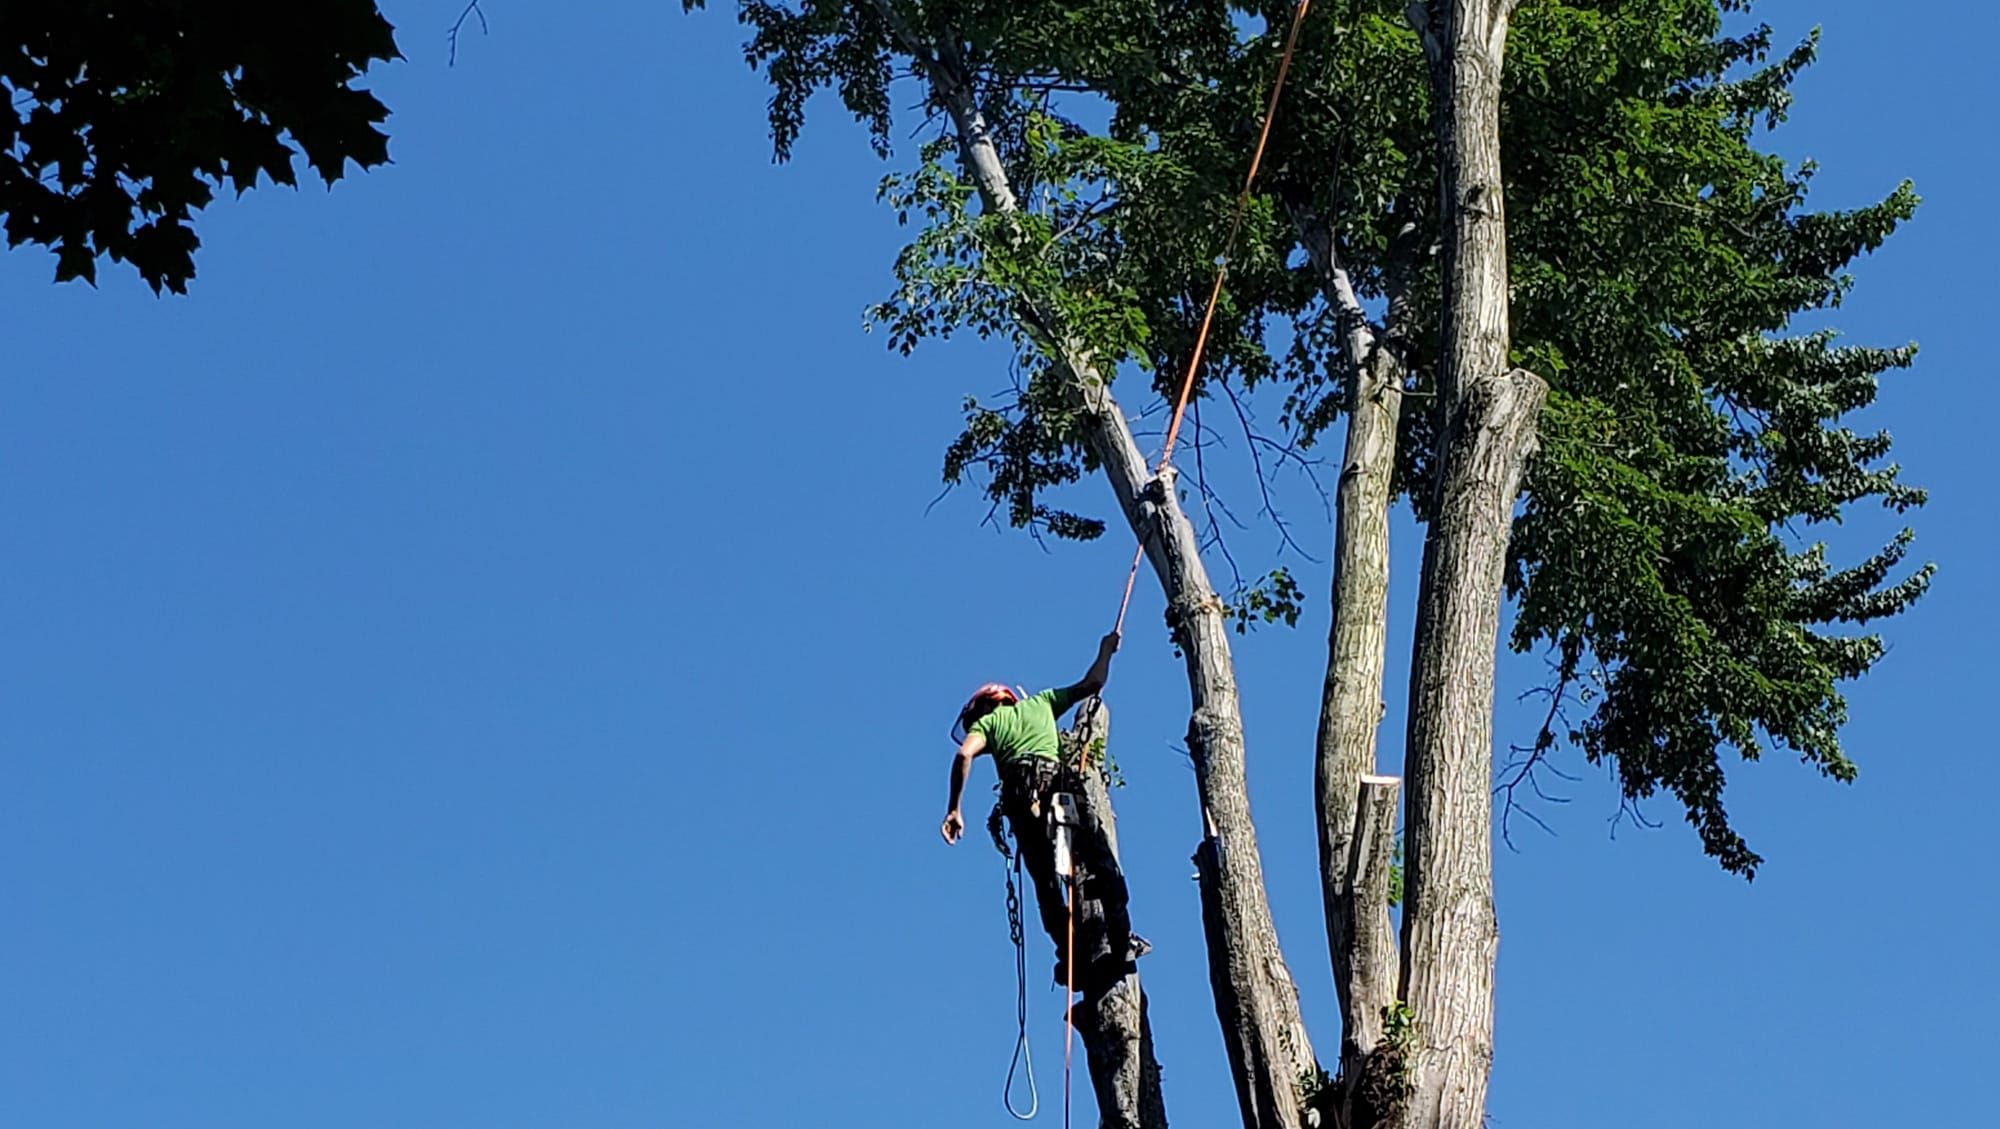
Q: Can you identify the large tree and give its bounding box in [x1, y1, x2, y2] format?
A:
[688, 2, 1931, 1126]
[0, 2, 399, 292]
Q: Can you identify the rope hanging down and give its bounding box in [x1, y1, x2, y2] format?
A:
[1003, 845, 1039, 1120]
[1112, 0, 1318, 638]
[1068, 6, 1317, 1128]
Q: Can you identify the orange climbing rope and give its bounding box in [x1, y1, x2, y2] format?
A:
[1071, 3, 1317, 1126]
[1109, 0, 1317, 639]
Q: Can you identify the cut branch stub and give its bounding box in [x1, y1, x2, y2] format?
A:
[1343, 775, 1402, 1070]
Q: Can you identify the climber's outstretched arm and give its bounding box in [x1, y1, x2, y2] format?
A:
[941, 731, 988, 844]
[1060, 631, 1122, 707]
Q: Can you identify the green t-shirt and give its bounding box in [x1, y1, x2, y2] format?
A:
[974, 687, 1082, 768]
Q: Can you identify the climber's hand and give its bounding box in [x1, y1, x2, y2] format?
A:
[941, 809, 966, 845]
[1099, 631, 1121, 657]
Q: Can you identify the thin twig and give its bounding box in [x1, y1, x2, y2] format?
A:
[1496, 645, 1581, 851]
[1608, 793, 1663, 839]
[1190, 398, 1250, 600]
[1222, 379, 1318, 562]
[447, 1, 488, 67]
[922, 481, 954, 518]
[1046, 195, 1121, 249]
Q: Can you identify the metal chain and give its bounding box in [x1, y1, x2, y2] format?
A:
[1006, 853, 1025, 951]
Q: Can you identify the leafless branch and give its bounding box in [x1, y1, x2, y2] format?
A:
[922, 480, 954, 518]
[902, 101, 948, 140]
[447, 2, 488, 67]
[1497, 645, 1582, 851]
[1608, 793, 1664, 838]
[1247, 431, 1331, 517]
[1124, 397, 1174, 447]
[1221, 379, 1320, 562]
[1189, 398, 1251, 602]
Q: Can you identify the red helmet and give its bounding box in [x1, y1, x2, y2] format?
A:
[951, 683, 1020, 743]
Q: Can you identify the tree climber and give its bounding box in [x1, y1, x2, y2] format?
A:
[940, 631, 1147, 989]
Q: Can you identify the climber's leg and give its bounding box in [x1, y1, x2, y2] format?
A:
[999, 759, 1072, 962]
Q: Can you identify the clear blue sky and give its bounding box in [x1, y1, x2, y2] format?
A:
[2, 3, 1990, 1126]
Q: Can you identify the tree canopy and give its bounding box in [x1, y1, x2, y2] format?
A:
[704, 0, 1929, 875]
[0, 2, 398, 293]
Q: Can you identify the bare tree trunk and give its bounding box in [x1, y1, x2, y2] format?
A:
[1290, 201, 1411, 1085]
[867, 9, 1319, 1125]
[1396, 4, 1545, 1129]
[1065, 702, 1169, 1129]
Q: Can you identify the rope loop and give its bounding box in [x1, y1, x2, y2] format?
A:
[1002, 847, 1039, 1120]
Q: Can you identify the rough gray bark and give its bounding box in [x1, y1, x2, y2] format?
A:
[1398, 4, 1546, 1128]
[1395, 368, 1539, 1129]
[1290, 199, 1411, 1088]
[1066, 701, 1169, 1129]
[1342, 776, 1404, 1072]
[869, 8, 1318, 1126]
[1078, 987, 1168, 1129]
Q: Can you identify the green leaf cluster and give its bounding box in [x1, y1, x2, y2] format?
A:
[1499, 1, 1928, 874]
[1, 2, 399, 292]
[1231, 566, 1304, 634]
